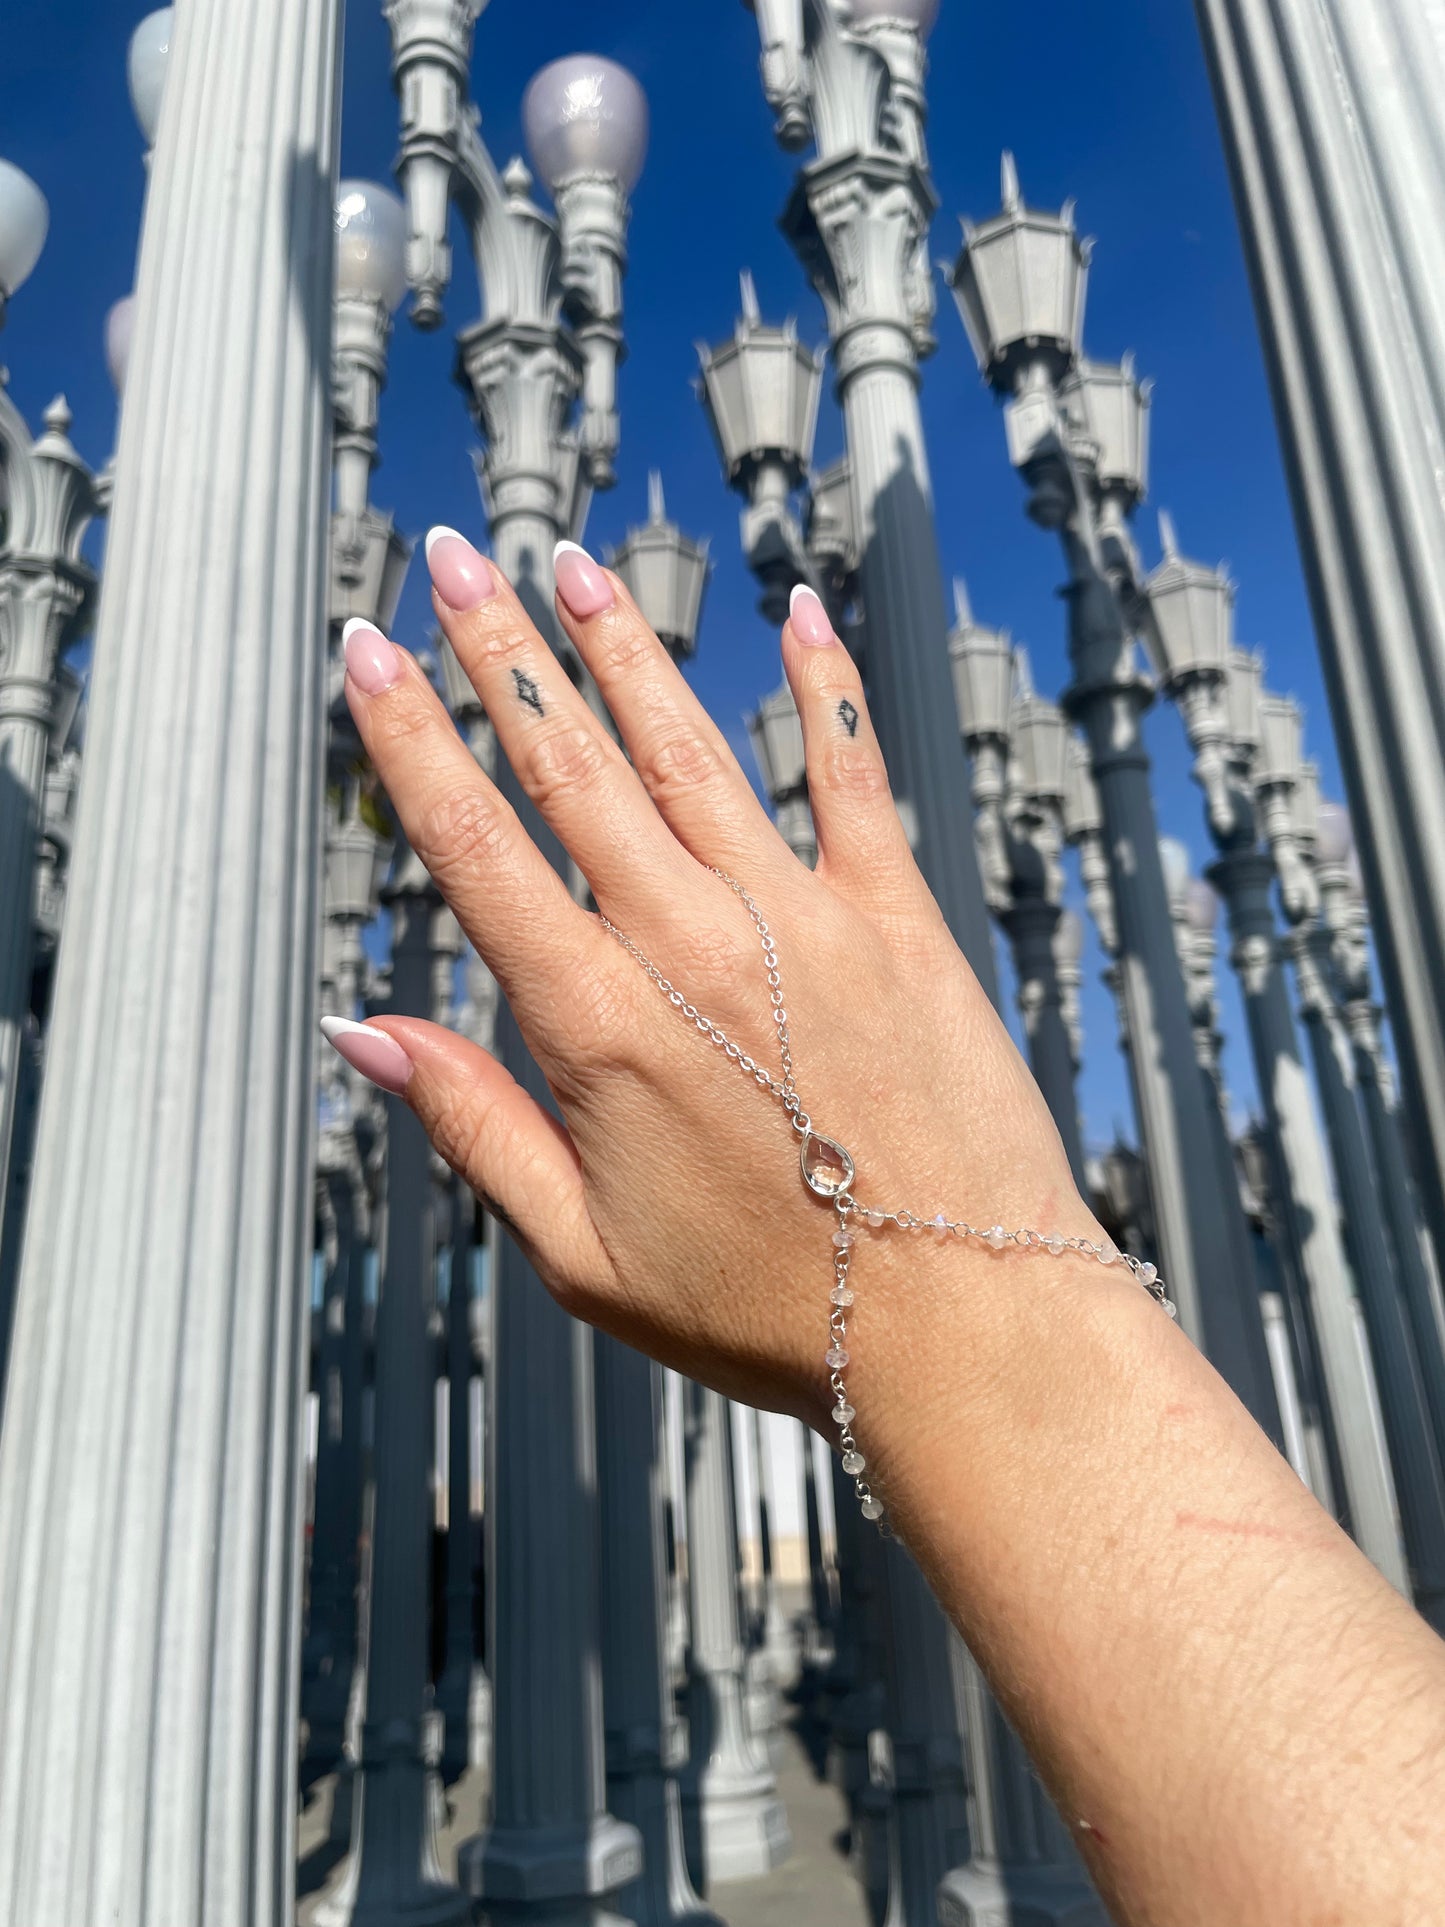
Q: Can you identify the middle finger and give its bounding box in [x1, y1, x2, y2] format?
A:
[424, 525, 701, 920]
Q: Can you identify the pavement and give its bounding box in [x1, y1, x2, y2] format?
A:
[298, 1702, 869, 1926]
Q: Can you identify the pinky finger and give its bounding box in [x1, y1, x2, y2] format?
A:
[781, 586, 920, 901]
[319, 1014, 609, 1303]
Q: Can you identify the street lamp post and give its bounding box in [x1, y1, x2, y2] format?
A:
[1316, 806, 1445, 1472]
[1140, 521, 1405, 1567]
[607, 471, 711, 663]
[0, 161, 100, 1278]
[0, 0, 343, 1914]
[1255, 702, 1445, 1623]
[950, 167, 1280, 1431]
[1191, 0, 1445, 1297]
[385, 18, 649, 1916]
[949, 601, 1087, 1187]
[747, 0, 997, 979]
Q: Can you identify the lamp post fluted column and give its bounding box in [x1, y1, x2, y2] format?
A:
[1317, 816, 1445, 1473]
[386, 23, 653, 1915]
[680, 1381, 791, 1885]
[0, 390, 97, 1276]
[1191, 0, 1445, 1284]
[1254, 715, 1445, 1621]
[769, 5, 997, 977]
[321, 853, 468, 1927]
[1140, 534, 1401, 1557]
[951, 199, 1279, 1429]
[0, 0, 341, 1916]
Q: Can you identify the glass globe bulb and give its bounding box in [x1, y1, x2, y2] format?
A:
[1315, 800, 1354, 867]
[334, 180, 409, 313]
[0, 159, 49, 300]
[1158, 836, 1191, 912]
[128, 8, 174, 146]
[106, 294, 136, 396]
[845, 0, 941, 35]
[1184, 877, 1218, 937]
[522, 55, 649, 194]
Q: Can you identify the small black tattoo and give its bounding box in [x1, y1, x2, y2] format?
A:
[838, 698, 859, 738]
[513, 668, 544, 716]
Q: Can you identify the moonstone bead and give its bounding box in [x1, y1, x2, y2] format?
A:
[864, 1210, 885, 1228]
[825, 1346, 850, 1369]
[860, 1495, 885, 1522]
[1140, 1262, 1158, 1286]
[832, 1229, 856, 1252]
[931, 1212, 949, 1231]
[985, 1225, 1008, 1249]
[1045, 1235, 1065, 1255]
[832, 1401, 856, 1425]
[830, 1285, 855, 1306]
[842, 1450, 866, 1475]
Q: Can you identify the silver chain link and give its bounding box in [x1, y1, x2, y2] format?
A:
[600, 869, 1174, 1528]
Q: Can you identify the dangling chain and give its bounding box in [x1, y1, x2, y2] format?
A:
[599, 871, 1175, 1528]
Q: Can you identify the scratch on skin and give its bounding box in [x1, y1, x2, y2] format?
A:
[512, 667, 544, 715]
[1075, 1819, 1109, 1850]
[1175, 1510, 1307, 1543]
[1163, 1403, 1193, 1419]
[838, 697, 859, 738]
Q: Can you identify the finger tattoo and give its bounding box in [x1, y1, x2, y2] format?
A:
[512, 668, 545, 716]
[838, 698, 859, 738]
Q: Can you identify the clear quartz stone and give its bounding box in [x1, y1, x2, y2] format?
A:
[1045, 1235, 1065, 1255]
[860, 1495, 885, 1522]
[832, 1401, 856, 1425]
[825, 1345, 850, 1369]
[985, 1225, 1008, 1249]
[830, 1285, 855, 1306]
[842, 1449, 866, 1475]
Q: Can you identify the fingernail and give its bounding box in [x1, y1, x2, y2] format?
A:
[789, 584, 839, 648]
[426, 525, 498, 612]
[320, 1015, 414, 1095]
[343, 618, 404, 695]
[553, 540, 615, 620]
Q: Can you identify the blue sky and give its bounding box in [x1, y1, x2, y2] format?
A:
[1, 0, 1347, 1153]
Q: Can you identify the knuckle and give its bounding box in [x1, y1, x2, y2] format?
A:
[411, 786, 513, 886]
[526, 724, 613, 809]
[636, 728, 726, 801]
[594, 615, 661, 680]
[813, 743, 892, 802]
[449, 611, 526, 672]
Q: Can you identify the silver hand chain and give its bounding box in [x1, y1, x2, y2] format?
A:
[599, 870, 1176, 1528]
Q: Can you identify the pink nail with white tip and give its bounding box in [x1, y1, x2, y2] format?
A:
[320, 1015, 414, 1095]
[553, 540, 615, 619]
[426, 525, 498, 612]
[789, 584, 838, 647]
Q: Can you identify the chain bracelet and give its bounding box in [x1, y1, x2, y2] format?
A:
[599, 870, 1175, 1529]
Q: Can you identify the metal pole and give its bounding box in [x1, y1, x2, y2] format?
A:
[1192, 0, 1445, 1281]
[0, 0, 340, 1913]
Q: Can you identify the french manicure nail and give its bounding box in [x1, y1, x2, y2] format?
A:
[320, 1015, 414, 1095]
[342, 618, 404, 695]
[426, 525, 498, 612]
[789, 584, 839, 648]
[553, 540, 615, 620]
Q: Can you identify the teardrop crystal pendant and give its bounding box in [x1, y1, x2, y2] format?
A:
[801, 1130, 855, 1198]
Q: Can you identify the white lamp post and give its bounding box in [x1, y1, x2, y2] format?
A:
[0, 0, 343, 1917]
[1193, 0, 1445, 1312]
[0, 284, 100, 1306]
[1255, 694, 1445, 1622]
[951, 159, 1282, 1435]
[383, 16, 650, 1918]
[1316, 804, 1445, 1476]
[1142, 518, 1395, 1543]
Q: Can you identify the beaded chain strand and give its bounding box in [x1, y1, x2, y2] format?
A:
[600, 872, 1176, 1527]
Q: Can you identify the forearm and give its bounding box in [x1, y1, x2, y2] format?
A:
[856, 1242, 1445, 1924]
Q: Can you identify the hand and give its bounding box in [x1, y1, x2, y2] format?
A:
[328, 532, 1105, 1442]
